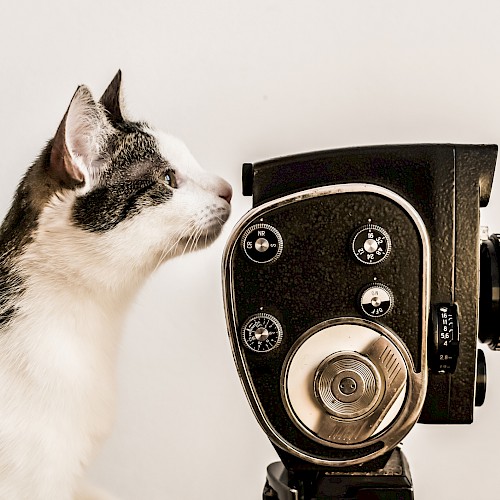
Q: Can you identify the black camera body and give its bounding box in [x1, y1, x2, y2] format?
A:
[223, 144, 498, 475]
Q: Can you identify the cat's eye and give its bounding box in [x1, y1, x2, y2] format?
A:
[164, 170, 177, 188]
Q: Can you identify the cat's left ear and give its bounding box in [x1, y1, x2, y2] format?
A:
[100, 70, 127, 125]
[49, 86, 110, 189]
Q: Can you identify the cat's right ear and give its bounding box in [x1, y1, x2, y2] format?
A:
[100, 70, 126, 125]
[49, 86, 110, 189]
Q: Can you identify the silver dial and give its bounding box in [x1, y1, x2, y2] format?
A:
[241, 313, 283, 352]
[352, 224, 392, 265]
[360, 284, 394, 317]
[241, 224, 283, 264]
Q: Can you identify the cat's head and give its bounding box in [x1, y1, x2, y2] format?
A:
[21, 72, 232, 290]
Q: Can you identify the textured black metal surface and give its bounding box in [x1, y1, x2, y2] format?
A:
[249, 144, 454, 215]
[243, 143, 497, 425]
[420, 145, 497, 423]
[450, 146, 488, 422]
[231, 191, 423, 462]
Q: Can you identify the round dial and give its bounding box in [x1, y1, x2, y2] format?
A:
[352, 224, 391, 265]
[241, 313, 283, 352]
[241, 224, 283, 264]
[360, 284, 394, 317]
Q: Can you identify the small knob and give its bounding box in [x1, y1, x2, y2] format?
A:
[241, 313, 283, 353]
[241, 224, 283, 264]
[352, 224, 392, 265]
[359, 284, 394, 317]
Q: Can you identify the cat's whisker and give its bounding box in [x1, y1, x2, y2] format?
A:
[211, 211, 229, 227]
[153, 221, 194, 272]
[184, 223, 203, 257]
[181, 226, 198, 258]
[168, 219, 196, 252]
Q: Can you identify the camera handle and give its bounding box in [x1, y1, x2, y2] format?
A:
[263, 447, 413, 500]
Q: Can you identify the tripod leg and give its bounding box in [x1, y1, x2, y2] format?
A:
[263, 463, 299, 500]
[263, 480, 279, 499]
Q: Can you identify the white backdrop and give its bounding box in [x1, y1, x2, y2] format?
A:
[1, 1, 500, 499]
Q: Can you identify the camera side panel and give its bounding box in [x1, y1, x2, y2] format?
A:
[224, 185, 429, 466]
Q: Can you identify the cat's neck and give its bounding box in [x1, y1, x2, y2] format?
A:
[0, 191, 154, 353]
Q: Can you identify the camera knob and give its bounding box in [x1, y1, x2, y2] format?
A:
[359, 284, 394, 318]
[352, 224, 392, 265]
[241, 223, 283, 264]
[241, 313, 283, 353]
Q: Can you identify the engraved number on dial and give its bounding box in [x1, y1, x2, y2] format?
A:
[241, 313, 283, 353]
[352, 224, 391, 265]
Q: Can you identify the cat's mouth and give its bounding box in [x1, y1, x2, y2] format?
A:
[179, 221, 225, 251]
[158, 206, 230, 261]
[174, 206, 229, 252]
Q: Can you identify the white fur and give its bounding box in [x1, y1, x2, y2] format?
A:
[0, 107, 231, 498]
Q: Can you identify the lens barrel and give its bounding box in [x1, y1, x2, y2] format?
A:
[479, 234, 500, 349]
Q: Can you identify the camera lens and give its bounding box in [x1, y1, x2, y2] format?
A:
[479, 234, 500, 349]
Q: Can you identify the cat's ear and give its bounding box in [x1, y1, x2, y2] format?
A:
[100, 70, 126, 125]
[49, 85, 109, 189]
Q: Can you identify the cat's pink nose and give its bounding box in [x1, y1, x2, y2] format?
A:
[219, 181, 233, 204]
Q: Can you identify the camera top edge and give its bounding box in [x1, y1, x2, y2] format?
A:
[242, 143, 498, 209]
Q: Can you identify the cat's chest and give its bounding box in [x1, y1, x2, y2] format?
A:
[24, 313, 115, 386]
[0, 282, 122, 403]
[0, 305, 119, 454]
[0, 303, 119, 478]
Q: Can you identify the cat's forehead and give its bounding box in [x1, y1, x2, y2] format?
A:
[103, 122, 168, 180]
[109, 122, 160, 162]
[98, 121, 202, 186]
[149, 128, 203, 174]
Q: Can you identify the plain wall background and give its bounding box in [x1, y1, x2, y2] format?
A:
[1, 1, 500, 499]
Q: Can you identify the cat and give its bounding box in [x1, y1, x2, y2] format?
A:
[0, 71, 232, 500]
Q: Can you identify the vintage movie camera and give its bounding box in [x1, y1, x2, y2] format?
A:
[222, 144, 499, 499]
